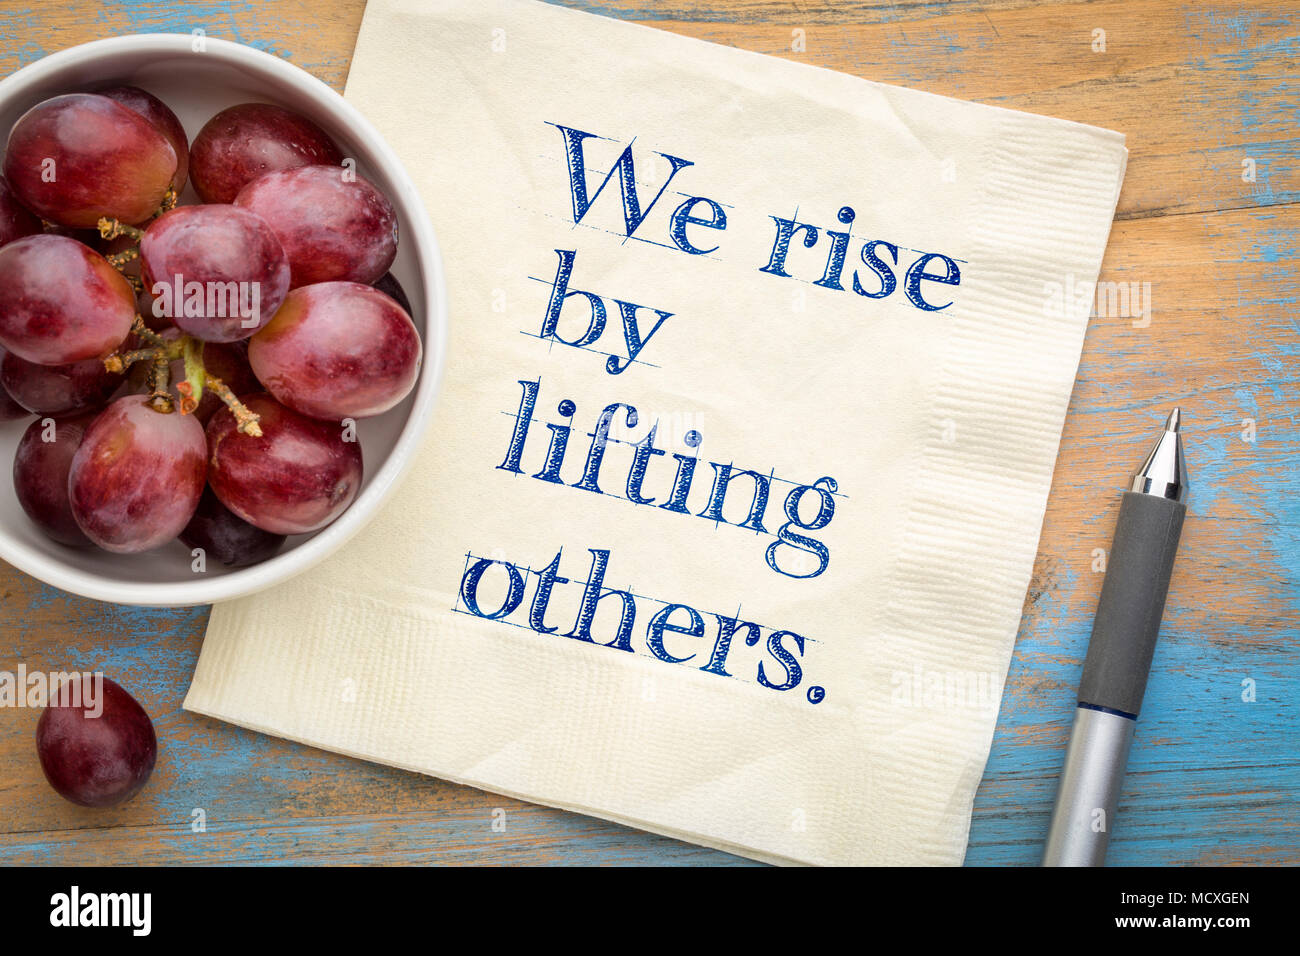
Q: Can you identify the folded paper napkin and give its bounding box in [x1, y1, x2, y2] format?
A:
[185, 0, 1127, 865]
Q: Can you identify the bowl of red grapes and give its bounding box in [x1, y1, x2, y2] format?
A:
[0, 35, 446, 606]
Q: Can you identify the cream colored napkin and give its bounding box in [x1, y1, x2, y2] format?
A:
[185, 0, 1126, 865]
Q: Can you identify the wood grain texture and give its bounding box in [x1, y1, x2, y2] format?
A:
[0, 0, 1295, 866]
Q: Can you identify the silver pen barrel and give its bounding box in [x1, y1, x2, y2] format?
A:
[1043, 408, 1188, 866]
[1042, 706, 1134, 865]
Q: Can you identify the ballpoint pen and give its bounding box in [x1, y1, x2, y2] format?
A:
[1043, 408, 1188, 866]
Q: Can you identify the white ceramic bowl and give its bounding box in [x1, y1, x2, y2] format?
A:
[0, 35, 447, 607]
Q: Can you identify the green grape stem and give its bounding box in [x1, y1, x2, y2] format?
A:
[175, 336, 206, 415]
[97, 218, 144, 242]
[102, 323, 261, 435]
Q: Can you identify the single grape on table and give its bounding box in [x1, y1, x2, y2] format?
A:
[36, 675, 157, 808]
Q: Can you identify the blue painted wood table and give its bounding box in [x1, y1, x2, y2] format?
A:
[0, 0, 1295, 865]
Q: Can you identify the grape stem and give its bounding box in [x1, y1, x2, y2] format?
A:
[154, 188, 179, 218]
[128, 315, 168, 348]
[97, 218, 145, 242]
[146, 351, 173, 414]
[95, 190, 177, 249]
[102, 316, 178, 374]
[105, 247, 139, 270]
[103, 348, 163, 375]
[203, 373, 262, 437]
[175, 336, 205, 415]
[105, 247, 145, 292]
[101, 320, 262, 436]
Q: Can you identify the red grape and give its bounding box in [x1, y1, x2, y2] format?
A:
[234, 164, 397, 287]
[0, 351, 31, 421]
[0, 234, 136, 365]
[140, 204, 290, 342]
[207, 393, 363, 535]
[97, 85, 189, 192]
[12, 409, 98, 547]
[0, 349, 121, 415]
[68, 396, 207, 553]
[373, 271, 412, 314]
[249, 281, 420, 419]
[181, 486, 286, 567]
[0, 174, 41, 248]
[39, 221, 98, 241]
[0, 387, 28, 422]
[2, 93, 177, 227]
[36, 675, 156, 808]
[189, 103, 342, 204]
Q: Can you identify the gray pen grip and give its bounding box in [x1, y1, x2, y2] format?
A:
[1078, 491, 1186, 716]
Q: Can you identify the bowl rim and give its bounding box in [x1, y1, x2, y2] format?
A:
[0, 33, 448, 607]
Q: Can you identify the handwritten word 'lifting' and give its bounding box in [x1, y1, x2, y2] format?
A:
[500, 379, 838, 580]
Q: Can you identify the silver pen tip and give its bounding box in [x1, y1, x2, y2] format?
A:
[1131, 408, 1188, 503]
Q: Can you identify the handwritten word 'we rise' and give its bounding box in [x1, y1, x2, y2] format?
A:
[549, 123, 963, 334]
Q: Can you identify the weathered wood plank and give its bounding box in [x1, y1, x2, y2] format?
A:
[4, 0, 1294, 218]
